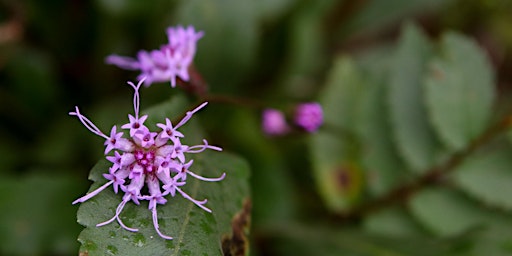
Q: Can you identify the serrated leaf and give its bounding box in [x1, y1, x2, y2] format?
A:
[424, 32, 495, 150]
[388, 23, 442, 172]
[310, 57, 365, 212]
[453, 149, 512, 211]
[75, 97, 250, 256]
[409, 187, 487, 236]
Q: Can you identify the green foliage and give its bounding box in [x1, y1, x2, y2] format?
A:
[388, 24, 442, 172]
[308, 21, 512, 254]
[4, 0, 512, 255]
[424, 32, 495, 151]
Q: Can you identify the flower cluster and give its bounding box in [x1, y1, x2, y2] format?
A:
[106, 25, 203, 88]
[70, 78, 225, 240]
[262, 102, 323, 136]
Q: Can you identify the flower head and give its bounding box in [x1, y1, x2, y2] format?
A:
[70, 78, 225, 240]
[106, 25, 203, 88]
[261, 109, 289, 136]
[294, 102, 323, 133]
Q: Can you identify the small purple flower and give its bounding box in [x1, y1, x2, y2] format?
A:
[262, 109, 289, 136]
[70, 78, 225, 240]
[294, 102, 323, 133]
[106, 25, 203, 88]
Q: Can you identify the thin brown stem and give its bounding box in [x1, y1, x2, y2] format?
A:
[199, 94, 267, 110]
[335, 114, 512, 221]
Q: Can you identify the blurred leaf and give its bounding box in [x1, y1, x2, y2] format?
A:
[341, 0, 453, 37]
[469, 224, 512, 256]
[453, 148, 512, 211]
[265, 222, 458, 256]
[0, 173, 84, 255]
[388, 23, 443, 172]
[75, 97, 250, 255]
[363, 207, 425, 237]
[409, 187, 487, 237]
[424, 32, 495, 150]
[310, 57, 364, 212]
[174, 0, 259, 92]
[358, 65, 411, 197]
[256, 0, 295, 22]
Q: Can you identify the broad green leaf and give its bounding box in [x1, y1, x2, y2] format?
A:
[363, 207, 426, 237]
[75, 96, 251, 255]
[0, 173, 84, 255]
[311, 57, 365, 212]
[453, 149, 512, 211]
[358, 67, 411, 196]
[424, 32, 495, 150]
[388, 23, 443, 172]
[408, 187, 487, 236]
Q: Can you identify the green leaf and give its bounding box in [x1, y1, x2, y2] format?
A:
[264, 222, 457, 256]
[363, 207, 426, 237]
[75, 97, 251, 256]
[408, 187, 487, 236]
[358, 64, 411, 197]
[77, 152, 250, 256]
[388, 23, 443, 172]
[310, 57, 365, 212]
[469, 224, 512, 256]
[424, 32, 495, 150]
[453, 149, 512, 211]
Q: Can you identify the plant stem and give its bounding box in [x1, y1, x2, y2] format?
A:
[335, 114, 512, 221]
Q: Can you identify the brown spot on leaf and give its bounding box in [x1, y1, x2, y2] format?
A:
[430, 66, 445, 80]
[222, 198, 251, 256]
[79, 251, 88, 256]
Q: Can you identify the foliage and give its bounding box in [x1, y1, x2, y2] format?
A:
[2, 0, 512, 255]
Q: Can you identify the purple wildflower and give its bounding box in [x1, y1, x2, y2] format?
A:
[106, 25, 203, 88]
[294, 102, 323, 133]
[70, 78, 225, 240]
[261, 109, 289, 136]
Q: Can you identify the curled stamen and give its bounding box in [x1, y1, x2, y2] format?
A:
[152, 207, 173, 240]
[72, 180, 114, 204]
[186, 139, 222, 153]
[187, 171, 226, 182]
[176, 187, 211, 213]
[69, 106, 109, 140]
[96, 199, 138, 232]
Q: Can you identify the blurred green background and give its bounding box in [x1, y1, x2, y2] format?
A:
[1, 0, 512, 255]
